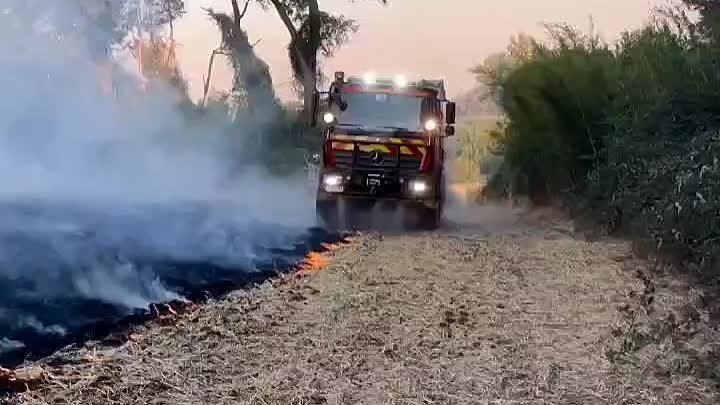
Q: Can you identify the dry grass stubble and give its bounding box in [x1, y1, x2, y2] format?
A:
[8, 206, 719, 404]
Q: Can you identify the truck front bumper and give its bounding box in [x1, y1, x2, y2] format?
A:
[317, 171, 440, 210]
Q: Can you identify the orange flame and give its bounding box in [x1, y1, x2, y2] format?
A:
[298, 252, 329, 274]
[295, 237, 356, 276]
[320, 242, 341, 252]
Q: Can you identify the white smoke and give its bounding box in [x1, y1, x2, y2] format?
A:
[0, 1, 311, 204]
[0, 339, 25, 355]
[16, 317, 67, 337]
[0, 0, 318, 356]
[72, 262, 183, 309]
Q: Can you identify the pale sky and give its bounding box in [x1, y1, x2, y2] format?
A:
[174, 0, 668, 102]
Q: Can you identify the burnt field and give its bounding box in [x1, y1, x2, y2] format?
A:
[0, 200, 339, 369]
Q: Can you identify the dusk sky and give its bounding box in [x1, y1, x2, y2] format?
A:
[174, 0, 668, 102]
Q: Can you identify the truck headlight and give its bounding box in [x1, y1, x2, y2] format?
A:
[424, 119, 438, 131]
[322, 174, 344, 192]
[409, 179, 428, 194]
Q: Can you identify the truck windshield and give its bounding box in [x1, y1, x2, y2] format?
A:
[336, 92, 426, 132]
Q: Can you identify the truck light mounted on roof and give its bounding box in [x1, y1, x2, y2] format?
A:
[393, 74, 408, 88]
[363, 72, 376, 85]
[358, 72, 409, 88]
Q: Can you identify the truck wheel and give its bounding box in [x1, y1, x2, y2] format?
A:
[404, 203, 440, 231]
[418, 206, 441, 230]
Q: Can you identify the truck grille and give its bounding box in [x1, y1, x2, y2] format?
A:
[398, 155, 422, 174]
[333, 147, 422, 173]
[335, 150, 354, 169]
[357, 151, 398, 169]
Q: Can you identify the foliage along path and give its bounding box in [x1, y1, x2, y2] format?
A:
[6, 205, 719, 404]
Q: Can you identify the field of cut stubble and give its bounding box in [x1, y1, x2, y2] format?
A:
[8, 204, 719, 405]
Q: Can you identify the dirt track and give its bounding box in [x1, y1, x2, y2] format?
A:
[8, 204, 719, 404]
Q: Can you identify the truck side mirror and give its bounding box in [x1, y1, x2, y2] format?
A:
[445, 125, 455, 136]
[330, 83, 348, 111]
[310, 91, 320, 127]
[445, 101, 456, 125]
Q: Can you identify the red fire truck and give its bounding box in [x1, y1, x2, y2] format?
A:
[313, 71, 457, 230]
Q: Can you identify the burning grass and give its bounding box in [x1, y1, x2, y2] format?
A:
[0, 235, 353, 395]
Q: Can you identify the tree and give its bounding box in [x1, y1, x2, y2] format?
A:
[681, 0, 720, 37]
[73, 0, 185, 51]
[470, 52, 514, 105]
[135, 35, 186, 95]
[470, 33, 540, 105]
[205, 1, 281, 124]
[114, 0, 186, 35]
[257, 0, 387, 124]
[80, 1, 187, 96]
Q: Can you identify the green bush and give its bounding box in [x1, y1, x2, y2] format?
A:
[488, 25, 618, 202]
[485, 16, 720, 276]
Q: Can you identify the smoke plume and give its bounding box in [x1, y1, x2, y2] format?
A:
[0, 0, 321, 366]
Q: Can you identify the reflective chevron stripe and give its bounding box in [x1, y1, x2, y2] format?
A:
[332, 142, 426, 157]
[331, 142, 354, 151]
[329, 134, 426, 146]
[358, 144, 391, 153]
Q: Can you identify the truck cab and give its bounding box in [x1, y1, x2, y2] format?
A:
[313, 71, 456, 230]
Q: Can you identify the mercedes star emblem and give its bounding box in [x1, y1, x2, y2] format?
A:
[369, 150, 384, 165]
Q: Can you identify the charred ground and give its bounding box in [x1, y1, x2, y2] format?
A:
[0, 200, 341, 371]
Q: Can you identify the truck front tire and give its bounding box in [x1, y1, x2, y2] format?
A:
[418, 206, 441, 230]
[404, 201, 441, 230]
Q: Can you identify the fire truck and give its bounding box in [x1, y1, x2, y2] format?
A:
[312, 71, 457, 230]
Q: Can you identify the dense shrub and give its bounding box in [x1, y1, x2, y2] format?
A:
[485, 16, 720, 276]
[489, 26, 618, 202]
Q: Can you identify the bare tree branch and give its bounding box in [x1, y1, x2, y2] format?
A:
[238, 0, 251, 20]
[231, 0, 251, 26]
[202, 48, 224, 106]
[268, 0, 299, 41]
